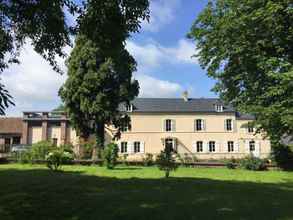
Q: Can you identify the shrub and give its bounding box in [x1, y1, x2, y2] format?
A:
[142, 153, 154, 166]
[271, 143, 293, 171]
[226, 162, 237, 169]
[102, 143, 119, 169]
[13, 151, 32, 164]
[46, 150, 73, 171]
[30, 141, 56, 161]
[156, 150, 179, 178]
[240, 155, 267, 171]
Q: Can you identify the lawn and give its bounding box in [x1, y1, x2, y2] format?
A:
[0, 164, 293, 220]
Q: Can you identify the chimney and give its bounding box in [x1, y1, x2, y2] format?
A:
[182, 91, 188, 102]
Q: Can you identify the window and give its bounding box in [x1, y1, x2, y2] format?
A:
[195, 119, 204, 131]
[134, 142, 140, 153]
[225, 119, 232, 131]
[121, 142, 128, 153]
[215, 104, 223, 112]
[196, 141, 203, 152]
[249, 141, 255, 152]
[12, 137, 21, 145]
[52, 138, 58, 146]
[165, 119, 172, 132]
[248, 125, 254, 133]
[228, 141, 234, 152]
[126, 104, 133, 112]
[121, 122, 129, 132]
[209, 141, 216, 152]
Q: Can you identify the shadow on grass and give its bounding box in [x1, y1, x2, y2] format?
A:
[0, 168, 292, 220]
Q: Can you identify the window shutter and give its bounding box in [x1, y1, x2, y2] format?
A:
[203, 141, 209, 153]
[245, 140, 250, 153]
[194, 120, 197, 131]
[215, 142, 220, 153]
[255, 140, 260, 157]
[140, 142, 145, 153]
[233, 120, 237, 132]
[234, 141, 239, 152]
[171, 120, 176, 132]
[224, 141, 228, 153]
[202, 119, 206, 131]
[128, 141, 134, 154]
[192, 141, 197, 153]
[117, 141, 121, 153]
[224, 119, 227, 131]
[163, 119, 166, 132]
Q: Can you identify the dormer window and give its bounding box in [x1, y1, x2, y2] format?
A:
[126, 104, 133, 112]
[215, 104, 223, 112]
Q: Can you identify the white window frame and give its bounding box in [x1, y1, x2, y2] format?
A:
[121, 142, 128, 153]
[195, 119, 205, 131]
[225, 119, 233, 131]
[215, 104, 223, 112]
[196, 141, 203, 152]
[134, 141, 141, 153]
[164, 119, 175, 132]
[126, 104, 133, 112]
[227, 141, 234, 152]
[209, 141, 216, 153]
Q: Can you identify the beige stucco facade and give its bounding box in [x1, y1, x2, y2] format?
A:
[117, 112, 271, 160]
[19, 109, 271, 161]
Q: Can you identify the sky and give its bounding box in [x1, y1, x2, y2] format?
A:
[2, 0, 217, 116]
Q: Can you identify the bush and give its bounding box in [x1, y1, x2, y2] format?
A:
[272, 144, 293, 171]
[31, 141, 56, 161]
[11, 151, 32, 164]
[178, 153, 198, 167]
[156, 150, 179, 178]
[46, 150, 73, 171]
[142, 153, 154, 166]
[226, 162, 237, 169]
[102, 143, 119, 169]
[240, 155, 267, 171]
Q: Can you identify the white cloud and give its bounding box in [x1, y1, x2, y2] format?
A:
[126, 38, 197, 70]
[135, 73, 182, 98]
[2, 42, 70, 116]
[142, 0, 181, 32]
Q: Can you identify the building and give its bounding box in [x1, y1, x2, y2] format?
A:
[0, 96, 271, 160]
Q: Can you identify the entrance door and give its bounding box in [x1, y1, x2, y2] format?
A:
[165, 138, 174, 153]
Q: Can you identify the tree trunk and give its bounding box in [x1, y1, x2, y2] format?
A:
[95, 121, 105, 160]
[165, 170, 170, 178]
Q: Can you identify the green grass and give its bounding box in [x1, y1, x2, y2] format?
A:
[0, 164, 293, 220]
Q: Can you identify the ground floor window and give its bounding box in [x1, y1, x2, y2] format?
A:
[249, 141, 255, 152]
[134, 141, 140, 153]
[165, 138, 175, 152]
[52, 138, 58, 146]
[228, 141, 234, 152]
[209, 141, 215, 152]
[12, 137, 21, 145]
[196, 141, 203, 152]
[121, 142, 128, 153]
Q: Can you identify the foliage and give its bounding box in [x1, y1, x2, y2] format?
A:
[11, 151, 32, 164]
[0, 0, 80, 114]
[120, 153, 129, 166]
[226, 162, 237, 169]
[46, 149, 74, 171]
[178, 153, 198, 166]
[188, 0, 293, 144]
[156, 150, 179, 178]
[102, 143, 119, 169]
[272, 143, 293, 171]
[240, 156, 267, 171]
[30, 141, 56, 161]
[59, 1, 149, 149]
[142, 153, 154, 166]
[79, 139, 96, 159]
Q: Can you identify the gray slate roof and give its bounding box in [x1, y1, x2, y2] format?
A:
[121, 98, 255, 120]
[127, 98, 233, 113]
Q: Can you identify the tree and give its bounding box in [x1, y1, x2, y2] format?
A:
[188, 0, 293, 144]
[0, 0, 80, 114]
[156, 150, 178, 178]
[59, 0, 149, 152]
[102, 143, 119, 169]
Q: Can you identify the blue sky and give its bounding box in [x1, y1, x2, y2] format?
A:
[2, 0, 216, 116]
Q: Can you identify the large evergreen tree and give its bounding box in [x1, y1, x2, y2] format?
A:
[59, 0, 149, 150]
[188, 0, 293, 144]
